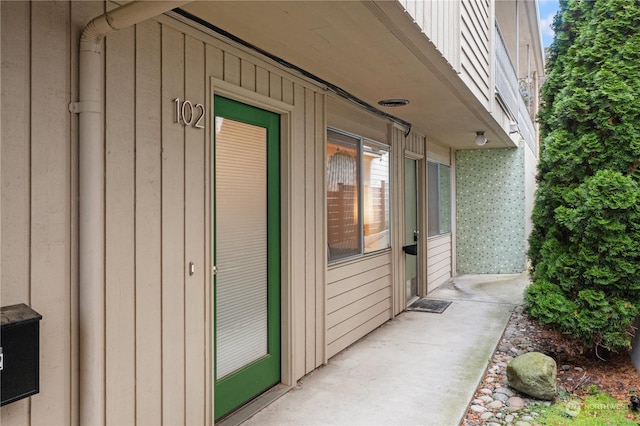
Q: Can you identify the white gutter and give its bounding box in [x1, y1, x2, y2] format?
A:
[70, 1, 189, 424]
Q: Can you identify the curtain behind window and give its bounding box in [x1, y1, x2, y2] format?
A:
[327, 133, 360, 261]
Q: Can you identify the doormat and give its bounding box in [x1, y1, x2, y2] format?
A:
[408, 298, 452, 314]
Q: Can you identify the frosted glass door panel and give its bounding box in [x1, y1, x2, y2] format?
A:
[216, 117, 268, 379]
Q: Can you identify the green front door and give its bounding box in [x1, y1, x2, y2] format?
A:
[213, 96, 280, 420]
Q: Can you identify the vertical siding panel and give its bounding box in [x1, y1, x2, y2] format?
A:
[104, 23, 136, 426]
[454, 1, 461, 70]
[223, 52, 240, 86]
[460, 0, 490, 104]
[240, 58, 256, 92]
[438, 1, 445, 54]
[445, 2, 452, 61]
[0, 0, 30, 305]
[423, 1, 433, 41]
[417, 134, 428, 296]
[435, 1, 442, 41]
[29, 1, 71, 424]
[184, 35, 206, 426]
[291, 82, 306, 380]
[256, 66, 269, 97]
[314, 93, 326, 365]
[135, 19, 163, 425]
[282, 79, 294, 105]
[204, 42, 219, 425]
[206, 44, 223, 80]
[405, 0, 416, 20]
[269, 73, 282, 102]
[415, 0, 424, 33]
[391, 125, 404, 316]
[304, 88, 315, 372]
[1, 2, 31, 422]
[431, 1, 438, 49]
[161, 26, 186, 425]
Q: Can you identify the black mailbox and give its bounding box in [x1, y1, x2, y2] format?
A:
[1, 303, 42, 406]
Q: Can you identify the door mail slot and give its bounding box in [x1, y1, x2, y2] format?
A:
[1, 304, 42, 406]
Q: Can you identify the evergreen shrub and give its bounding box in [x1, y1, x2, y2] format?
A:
[526, 0, 640, 352]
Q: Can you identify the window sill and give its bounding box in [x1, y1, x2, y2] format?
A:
[328, 248, 391, 269]
[427, 232, 452, 241]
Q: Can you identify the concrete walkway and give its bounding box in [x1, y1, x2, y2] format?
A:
[242, 273, 530, 426]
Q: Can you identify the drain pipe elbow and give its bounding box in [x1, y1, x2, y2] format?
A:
[76, 2, 190, 424]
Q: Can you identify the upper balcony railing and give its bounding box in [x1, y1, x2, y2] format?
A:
[398, 0, 539, 151]
[494, 25, 519, 120]
[519, 92, 537, 154]
[495, 22, 538, 154]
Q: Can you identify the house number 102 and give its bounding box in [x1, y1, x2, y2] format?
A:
[174, 98, 205, 129]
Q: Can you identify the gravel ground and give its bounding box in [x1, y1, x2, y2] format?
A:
[460, 306, 551, 426]
[460, 303, 640, 426]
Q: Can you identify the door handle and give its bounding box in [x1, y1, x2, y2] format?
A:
[402, 244, 418, 255]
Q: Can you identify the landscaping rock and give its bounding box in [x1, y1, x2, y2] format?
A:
[493, 392, 509, 402]
[507, 352, 557, 400]
[469, 404, 486, 413]
[506, 396, 525, 411]
[480, 412, 494, 420]
[479, 395, 494, 404]
[486, 400, 503, 410]
[494, 386, 514, 397]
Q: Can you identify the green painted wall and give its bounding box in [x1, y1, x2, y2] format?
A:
[456, 147, 526, 274]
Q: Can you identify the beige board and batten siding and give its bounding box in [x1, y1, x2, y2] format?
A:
[1, 1, 326, 423]
[325, 97, 393, 358]
[398, 0, 461, 70]
[0, 2, 104, 424]
[104, 11, 328, 422]
[391, 125, 428, 315]
[427, 142, 454, 292]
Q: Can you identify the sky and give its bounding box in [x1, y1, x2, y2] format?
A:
[538, 0, 560, 48]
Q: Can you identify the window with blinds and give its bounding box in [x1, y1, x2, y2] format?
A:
[215, 117, 268, 379]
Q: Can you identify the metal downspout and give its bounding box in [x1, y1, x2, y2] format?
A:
[71, 1, 189, 423]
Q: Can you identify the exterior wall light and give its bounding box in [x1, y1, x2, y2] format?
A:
[474, 131, 487, 146]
